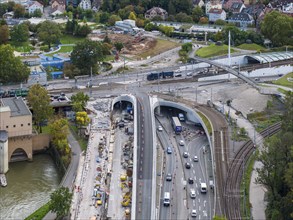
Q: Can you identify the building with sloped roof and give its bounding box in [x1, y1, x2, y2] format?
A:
[209, 8, 227, 22]
[145, 7, 168, 20]
[228, 12, 254, 27]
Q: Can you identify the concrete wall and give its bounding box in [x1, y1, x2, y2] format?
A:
[32, 134, 50, 151]
[0, 139, 8, 173]
[8, 136, 33, 161]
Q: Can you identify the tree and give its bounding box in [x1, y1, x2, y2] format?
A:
[71, 40, 105, 75]
[192, 6, 204, 23]
[10, 23, 29, 42]
[75, 111, 90, 130]
[37, 21, 62, 49]
[27, 84, 53, 133]
[128, 11, 137, 20]
[108, 14, 121, 26]
[70, 92, 89, 112]
[261, 11, 293, 47]
[114, 42, 124, 53]
[76, 24, 91, 37]
[50, 187, 73, 219]
[214, 19, 226, 26]
[13, 4, 25, 18]
[0, 25, 9, 44]
[31, 8, 42, 18]
[0, 44, 30, 83]
[63, 63, 80, 79]
[199, 17, 209, 24]
[49, 118, 69, 147]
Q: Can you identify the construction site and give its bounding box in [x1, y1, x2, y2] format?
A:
[70, 98, 134, 220]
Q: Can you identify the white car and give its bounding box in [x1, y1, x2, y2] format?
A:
[191, 209, 197, 217]
[193, 156, 198, 162]
[179, 140, 184, 146]
[157, 126, 163, 131]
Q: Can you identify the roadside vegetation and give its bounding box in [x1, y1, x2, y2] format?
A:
[196, 111, 212, 135]
[195, 44, 235, 58]
[255, 92, 293, 219]
[237, 43, 265, 51]
[273, 72, 293, 88]
[25, 201, 51, 220]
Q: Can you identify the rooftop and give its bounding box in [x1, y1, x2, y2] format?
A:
[1, 97, 31, 117]
[245, 51, 293, 64]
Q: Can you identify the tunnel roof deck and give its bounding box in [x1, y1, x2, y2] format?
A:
[245, 51, 293, 63]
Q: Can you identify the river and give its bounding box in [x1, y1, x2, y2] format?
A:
[0, 154, 62, 219]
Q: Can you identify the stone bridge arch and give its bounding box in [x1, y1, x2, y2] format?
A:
[8, 137, 33, 162]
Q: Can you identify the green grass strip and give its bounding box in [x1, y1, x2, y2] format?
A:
[196, 111, 212, 135]
[24, 201, 51, 220]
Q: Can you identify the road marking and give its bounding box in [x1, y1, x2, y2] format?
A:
[199, 215, 201, 220]
[184, 199, 187, 207]
[193, 170, 195, 174]
[198, 198, 200, 203]
[193, 200, 195, 206]
[199, 206, 201, 211]
[189, 158, 192, 162]
[195, 176, 196, 181]
[199, 178, 201, 183]
[220, 130, 225, 162]
[196, 183, 198, 188]
[204, 200, 206, 207]
[203, 211, 208, 216]
[191, 164, 193, 168]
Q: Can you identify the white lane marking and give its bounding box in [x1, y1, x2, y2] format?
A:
[199, 215, 201, 220]
[193, 170, 195, 174]
[203, 210, 207, 217]
[189, 158, 192, 162]
[191, 164, 194, 168]
[199, 206, 201, 211]
[193, 200, 195, 206]
[198, 198, 200, 203]
[184, 199, 187, 207]
[199, 178, 201, 183]
[195, 176, 197, 181]
[204, 200, 206, 207]
[195, 183, 198, 188]
[220, 130, 225, 162]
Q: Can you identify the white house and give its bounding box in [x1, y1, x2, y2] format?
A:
[209, 8, 226, 22]
[79, 0, 91, 10]
[205, 0, 222, 15]
[27, 1, 43, 14]
[145, 7, 168, 20]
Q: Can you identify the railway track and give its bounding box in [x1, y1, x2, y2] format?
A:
[224, 122, 282, 219]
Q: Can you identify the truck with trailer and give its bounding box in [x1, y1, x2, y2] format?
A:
[171, 117, 182, 134]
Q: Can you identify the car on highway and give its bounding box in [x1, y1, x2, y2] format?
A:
[183, 152, 188, 158]
[188, 178, 194, 184]
[190, 189, 196, 199]
[166, 173, 172, 181]
[185, 162, 191, 169]
[186, 72, 193, 77]
[179, 140, 184, 146]
[157, 125, 163, 131]
[175, 73, 182, 77]
[167, 147, 172, 154]
[193, 156, 198, 162]
[191, 209, 197, 218]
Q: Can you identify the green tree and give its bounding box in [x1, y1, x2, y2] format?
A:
[128, 11, 137, 20]
[37, 21, 62, 49]
[13, 4, 25, 18]
[108, 14, 121, 26]
[76, 24, 91, 37]
[27, 84, 53, 133]
[0, 3, 8, 17]
[114, 42, 124, 53]
[192, 6, 204, 23]
[214, 19, 226, 26]
[0, 44, 30, 83]
[10, 23, 29, 42]
[31, 9, 42, 18]
[0, 25, 9, 44]
[63, 63, 80, 79]
[50, 187, 73, 219]
[49, 118, 69, 147]
[261, 11, 293, 47]
[71, 40, 105, 75]
[70, 92, 89, 112]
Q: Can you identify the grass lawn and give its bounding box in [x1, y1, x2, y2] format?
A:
[11, 41, 34, 52]
[237, 43, 265, 51]
[135, 39, 179, 59]
[273, 72, 293, 88]
[195, 44, 235, 58]
[60, 34, 86, 44]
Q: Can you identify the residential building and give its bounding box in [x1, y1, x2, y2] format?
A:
[145, 7, 168, 20]
[223, 0, 243, 10]
[242, 4, 265, 26]
[91, 0, 101, 11]
[230, 2, 245, 13]
[193, 0, 205, 8]
[51, 0, 66, 15]
[79, 0, 91, 10]
[115, 19, 137, 34]
[27, 1, 44, 14]
[205, 0, 222, 15]
[209, 8, 227, 22]
[228, 12, 254, 27]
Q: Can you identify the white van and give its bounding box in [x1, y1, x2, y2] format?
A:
[163, 192, 170, 206]
[201, 183, 207, 193]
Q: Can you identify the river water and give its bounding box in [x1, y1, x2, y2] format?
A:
[0, 154, 62, 219]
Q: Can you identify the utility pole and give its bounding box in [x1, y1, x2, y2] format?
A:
[228, 31, 231, 81]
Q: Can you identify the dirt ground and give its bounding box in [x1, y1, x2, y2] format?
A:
[88, 33, 157, 56]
